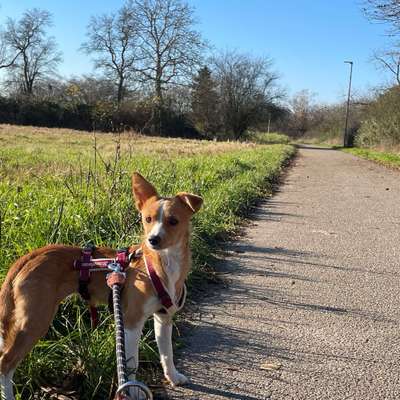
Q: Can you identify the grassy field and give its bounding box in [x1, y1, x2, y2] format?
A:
[342, 147, 400, 169]
[0, 124, 295, 399]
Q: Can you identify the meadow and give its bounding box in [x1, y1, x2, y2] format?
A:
[0, 124, 294, 399]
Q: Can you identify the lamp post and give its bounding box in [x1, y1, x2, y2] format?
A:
[344, 61, 353, 147]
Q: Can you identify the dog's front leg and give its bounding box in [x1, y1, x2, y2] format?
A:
[125, 321, 144, 400]
[153, 312, 188, 387]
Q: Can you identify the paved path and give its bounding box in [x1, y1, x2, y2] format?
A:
[165, 146, 400, 400]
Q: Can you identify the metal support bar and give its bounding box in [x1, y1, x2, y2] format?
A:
[344, 61, 353, 148]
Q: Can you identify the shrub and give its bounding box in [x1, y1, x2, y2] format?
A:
[0, 96, 202, 137]
[356, 86, 400, 148]
[251, 132, 290, 144]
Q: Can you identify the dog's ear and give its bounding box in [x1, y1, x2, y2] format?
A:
[177, 192, 203, 214]
[132, 172, 158, 211]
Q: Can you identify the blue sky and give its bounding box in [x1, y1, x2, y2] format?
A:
[0, 0, 392, 103]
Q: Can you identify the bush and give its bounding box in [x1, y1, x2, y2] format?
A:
[0, 96, 201, 137]
[356, 86, 400, 148]
[0, 97, 94, 130]
[251, 132, 290, 144]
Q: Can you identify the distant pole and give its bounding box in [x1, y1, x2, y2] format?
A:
[344, 61, 353, 147]
[267, 113, 271, 134]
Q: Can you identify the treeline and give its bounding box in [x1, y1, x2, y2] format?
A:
[0, 1, 284, 139]
[279, 0, 400, 149]
[278, 86, 400, 149]
[275, 90, 365, 146]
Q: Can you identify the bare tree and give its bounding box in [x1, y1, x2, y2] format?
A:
[363, 1, 400, 33]
[82, 4, 140, 105]
[373, 48, 400, 84]
[288, 90, 317, 137]
[364, 1, 400, 24]
[212, 51, 281, 139]
[131, 0, 205, 105]
[3, 8, 62, 95]
[65, 75, 116, 105]
[363, 2, 400, 85]
[0, 29, 20, 69]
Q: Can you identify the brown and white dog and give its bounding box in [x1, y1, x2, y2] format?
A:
[0, 172, 202, 400]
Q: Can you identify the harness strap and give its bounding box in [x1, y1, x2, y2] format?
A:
[156, 284, 186, 315]
[74, 246, 130, 328]
[89, 305, 99, 328]
[116, 248, 129, 267]
[144, 256, 182, 315]
[73, 246, 95, 301]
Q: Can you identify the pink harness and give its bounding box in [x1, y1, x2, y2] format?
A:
[73, 246, 182, 326]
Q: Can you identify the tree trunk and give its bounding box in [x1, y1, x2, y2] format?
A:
[117, 76, 124, 106]
[155, 77, 163, 105]
[23, 54, 32, 96]
[153, 65, 163, 135]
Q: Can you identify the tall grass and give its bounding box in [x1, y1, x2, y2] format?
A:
[0, 125, 295, 399]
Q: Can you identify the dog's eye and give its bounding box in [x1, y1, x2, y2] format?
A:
[168, 216, 179, 226]
[145, 216, 152, 223]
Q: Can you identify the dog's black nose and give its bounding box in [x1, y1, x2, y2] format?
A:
[148, 235, 161, 247]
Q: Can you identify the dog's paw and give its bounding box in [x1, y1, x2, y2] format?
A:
[165, 371, 189, 387]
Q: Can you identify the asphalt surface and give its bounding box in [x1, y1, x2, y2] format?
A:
[164, 146, 400, 400]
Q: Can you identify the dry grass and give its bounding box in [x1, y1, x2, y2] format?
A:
[0, 124, 262, 181]
[0, 124, 257, 157]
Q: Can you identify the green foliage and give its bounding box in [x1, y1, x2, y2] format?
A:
[191, 66, 220, 136]
[250, 132, 290, 144]
[0, 97, 93, 131]
[356, 86, 400, 148]
[0, 96, 199, 137]
[343, 147, 400, 169]
[0, 130, 295, 398]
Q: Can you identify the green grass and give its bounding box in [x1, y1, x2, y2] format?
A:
[250, 132, 290, 145]
[343, 147, 400, 169]
[0, 125, 295, 399]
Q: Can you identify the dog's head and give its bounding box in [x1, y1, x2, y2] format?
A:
[132, 172, 203, 251]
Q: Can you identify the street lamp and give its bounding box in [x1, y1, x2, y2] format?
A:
[344, 61, 353, 147]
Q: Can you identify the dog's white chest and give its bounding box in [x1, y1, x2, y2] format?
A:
[160, 246, 182, 301]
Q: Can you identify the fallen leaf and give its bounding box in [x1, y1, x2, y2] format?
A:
[260, 361, 282, 371]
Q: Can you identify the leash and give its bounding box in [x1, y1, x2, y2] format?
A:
[74, 247, 152, 400]
[106, 250, 153, 400]
[107, 251, 153, 400]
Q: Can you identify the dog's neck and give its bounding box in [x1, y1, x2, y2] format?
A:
[142, 239, 191, 300]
